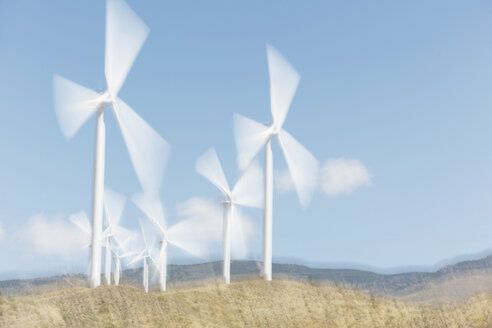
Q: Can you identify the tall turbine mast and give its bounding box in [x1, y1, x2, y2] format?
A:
[53, 0, 169, 288]
[233, 44, 320, 281]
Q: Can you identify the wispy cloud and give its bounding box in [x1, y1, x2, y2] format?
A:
[320, 158, 371, 195]
[23, 213, 87, 257]
[275, 158, 371, 196]
[0, 222, 4, 240]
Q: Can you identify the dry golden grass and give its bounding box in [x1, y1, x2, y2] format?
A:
[1, 279, 492, 327]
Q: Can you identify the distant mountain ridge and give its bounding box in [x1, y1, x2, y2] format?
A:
[2, 255, 492, 302]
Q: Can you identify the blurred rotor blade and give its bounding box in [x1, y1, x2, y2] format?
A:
[112, 226, 135, 254]
[104, 186, 126, 229]
[53, 74, 101, 139]
[230, 205, 258, 259]
[118, 230, 142, 259]
[233, 113, 271, 170]
[133, 192, 166, 235]
[105, 0, 149, 96]
[101, 227, 111, 240]
[138, 218, 149, 250]
[149, 255, 159, 270]
[138, 217, 158, 253]
[69, 211, 92, 249]
[196, 148, 230, 197]
[113, 98, 170, 194]
[69, 211, 91, 237]
[168, 216, 218, 259]
[174, 197, 224, 257]
[125, 249, 146, 267]
[266, 44, 300, 130]
[231, 160, 264, 209]
[278, 129, 319, 208]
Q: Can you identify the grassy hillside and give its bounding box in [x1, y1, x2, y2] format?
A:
[1, 279, 492, 328]
[3, 258, 492, 303]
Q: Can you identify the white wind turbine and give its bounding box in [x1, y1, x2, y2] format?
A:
[125, 218, 159, 293]
[69, 211, 99, 279]
[69, 211, 92, 250]
[102, 187, 133, 286]
[133, 193, 216, 292]
[69, 189, 133, 285]
[233, 44, 320, 281]
[195, 148, 263, 284]
[53, 0, 169, 288]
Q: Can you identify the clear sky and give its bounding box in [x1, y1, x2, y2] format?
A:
[1, 0, 492, 277]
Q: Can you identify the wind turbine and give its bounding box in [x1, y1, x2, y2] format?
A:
[69, 188, 133, 285]
[195, 148, 263, 284]
[69, 211, 98, 280]
[53, 0, 170, 288]
[102, 186, 133, 286]
[125, 219, 158, 293]
[69, 211, 92, 252]
[233, 44, 320, 281]
[133, 193, 216, 292]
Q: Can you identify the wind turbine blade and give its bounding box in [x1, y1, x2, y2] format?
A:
[105, 0, 149, 96]
[112, 226, 134, 253]
[113, 98, 170, 194]
[167, 217, 218, 259]
[133, 192, 166, 235]
[117, 229, 141, 258]
[231, 160, 264, 209]
[101, 227, 111, 240]
[104, 186, 126, 229]
[266, 44, 300, 130]
[53, 74, 100, 139]
[233, 113, 271, 170]
[174, 197, 224, 257]
[126, 250, 146, 267]
[69, 211, 91, 237]
[278, 129, 320, 208]
[138, 218, 149, 250]
[196, 148, 230, 197]
[139, 217, 159, 254]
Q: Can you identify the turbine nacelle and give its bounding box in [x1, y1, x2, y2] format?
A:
[98, 90, 117, 109]
[268, 125, 280, 137]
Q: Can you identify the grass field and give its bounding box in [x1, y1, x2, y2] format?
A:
[1, 279, 492, 327]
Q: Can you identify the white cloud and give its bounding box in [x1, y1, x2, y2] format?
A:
[0, 222, 4, 240]
[320, 158, 371, 196]
[23, 213, 87, 257]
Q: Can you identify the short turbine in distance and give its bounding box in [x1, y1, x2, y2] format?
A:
[234, 44, 320, 281]
[53, 0, 170, 288]
[69, 211, 92, 249]
[125, 218, 158, 293]
[69, 211, 97, 278]
[133, 193, 214, 292]
[102, 186, 133, 286]
[196, 148, 263, 284]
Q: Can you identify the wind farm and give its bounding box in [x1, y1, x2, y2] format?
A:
[2, 0, 492, 327]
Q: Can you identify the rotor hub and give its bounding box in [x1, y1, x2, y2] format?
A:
[270, 125, 280, 136]
[100, 90, 116, 108]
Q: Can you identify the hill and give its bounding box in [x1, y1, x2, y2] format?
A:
[1, 280, 492, 328]
[3, 256, 492, 303]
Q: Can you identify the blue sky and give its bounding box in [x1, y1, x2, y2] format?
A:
[2, 0, 492, 276]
